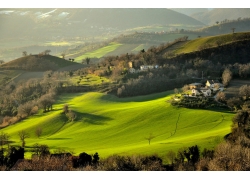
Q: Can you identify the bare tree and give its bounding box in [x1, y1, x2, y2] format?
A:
[66, 110, 77, 122]
[166, 150, 176, 164]
[239, 85, 250, 100]
[32, 143, 50, 157]
[145, 133, 155, 145]
[18, 130, 29, 147]
[227, 97, 243, 111]
[86, 57, 90, 64]
[38, 93, 55, 112]
[222, 68, 232, 87]
[0, 132, 10, 149]
[22, 51, 27, 57]
[18, 101, 36, 117]
[231, 28, 236, 34]
[182, 84, 189, 93]
[216, 91, 226, 102]
[35, 127, 43, 138]
[61, 53, 66, 59]
[44, 50, 51, 55]
[63, 104, 69, 114]
[174, 88, 179, 94]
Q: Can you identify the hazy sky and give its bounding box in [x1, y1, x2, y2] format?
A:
[1, 0, 248, 8]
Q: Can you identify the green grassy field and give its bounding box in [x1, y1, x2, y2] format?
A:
[0, 91, 235, 162]
[173, 32, 250, 55]
[71, 33, 200, 62]
[44, 41, 83, 47]
[74, 42, 123, 62]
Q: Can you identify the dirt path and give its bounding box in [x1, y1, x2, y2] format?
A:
[12, 71, 45, 83]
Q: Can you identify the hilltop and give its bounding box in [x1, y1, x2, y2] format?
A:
[194, 18, 250, 36]
[0, 54, 81, 71]
[170, 8, 210, 16]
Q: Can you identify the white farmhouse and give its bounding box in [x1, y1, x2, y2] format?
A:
[140, 65, 154, 71]
[206, 80, 224, 92]
[192, 88, 212, 97]
[140, 65, 159, 71]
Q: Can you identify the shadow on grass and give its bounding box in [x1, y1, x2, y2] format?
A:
[173, 105, 235, 114]
[46, 138, 72, 140]
[76, 112, 113, 125]
[100, 91, 173, 103]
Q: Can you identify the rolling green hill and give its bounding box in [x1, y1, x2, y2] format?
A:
[172, 32, 250, 55]
[75, 31, 250, 62]
[74, 42, 123, 62]
[71, 33, 200, 61]
[0, 91, 235, 162]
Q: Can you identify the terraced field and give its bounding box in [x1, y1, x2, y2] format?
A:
[0, 91, 235, 162]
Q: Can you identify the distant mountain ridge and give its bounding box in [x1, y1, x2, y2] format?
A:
[190, 8, 250, 25]
[170, 8, 210, 16]
[0, 8, 204, 40]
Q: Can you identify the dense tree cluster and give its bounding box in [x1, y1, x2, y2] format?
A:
[170, 96, 228, 109]
[0, 71, 71, 126]
[117, 74, 193, 97]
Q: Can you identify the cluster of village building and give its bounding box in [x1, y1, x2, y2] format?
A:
[127, 61, 224, 97]
[128, 61, 159, 73]
[189, 80, 224, 97]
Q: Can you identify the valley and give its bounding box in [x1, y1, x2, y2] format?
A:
[1, 7, 250, 171]
[1, 91, 234, 162]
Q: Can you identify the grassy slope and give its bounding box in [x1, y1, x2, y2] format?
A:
[71, 33, 200, 62]
[173, 32, 250, 55]
[0, 91, 235, 162]
[74, 42, 123, 62]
